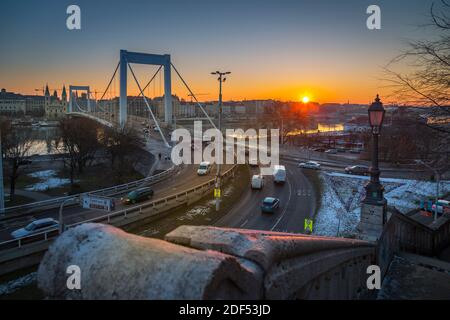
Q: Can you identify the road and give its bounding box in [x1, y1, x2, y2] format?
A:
[215, 161, 315, 234]
[0, 164, 232, 242]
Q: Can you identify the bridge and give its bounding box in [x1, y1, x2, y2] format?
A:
[66, 50, 217, 137]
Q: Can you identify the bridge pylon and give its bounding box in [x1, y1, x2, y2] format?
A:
[119, 50, 172, 127]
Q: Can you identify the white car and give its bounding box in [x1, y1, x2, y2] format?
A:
[298, 161, 321, 170]
[251, 175, 264, 189]
[11, 218, 59, 239]
[197, 161, 211, 176]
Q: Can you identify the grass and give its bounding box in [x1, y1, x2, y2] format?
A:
[43, 165, 145, 197]
[302, 169, 323, 220]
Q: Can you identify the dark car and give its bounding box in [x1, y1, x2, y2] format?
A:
[124, 187, 154, 204]
[345, 165, 369, 175]
[261, 197, 280, 213]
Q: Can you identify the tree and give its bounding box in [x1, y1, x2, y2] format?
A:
[0, 118, 33, 201]
[101, 125, 144, 183]
[383, 0, 450, 170]
[57, 117, 101, 189]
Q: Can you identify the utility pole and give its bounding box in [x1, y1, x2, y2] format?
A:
[0, 127, 4, 214]
[211, 71, 230, 211]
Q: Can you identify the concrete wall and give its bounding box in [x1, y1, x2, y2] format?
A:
[37, 224, 376, 299]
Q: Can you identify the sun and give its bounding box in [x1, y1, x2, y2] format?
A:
[302, 96, 310, 103]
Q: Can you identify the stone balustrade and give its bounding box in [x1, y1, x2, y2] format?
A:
[37, 223, 376, 299]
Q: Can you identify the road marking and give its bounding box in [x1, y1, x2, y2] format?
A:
[270, 178, 292, 231]
[240, 219, 248, 228]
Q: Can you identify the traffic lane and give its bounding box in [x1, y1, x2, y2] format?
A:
[270, 164, 315, 233]
[282, 156, 425, 179]
[0, 164, 226, 241]
[215, 165, 295, 232]
[282, 157, 423, 179]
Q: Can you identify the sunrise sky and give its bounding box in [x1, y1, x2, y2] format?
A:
[0, 0, 438, 104]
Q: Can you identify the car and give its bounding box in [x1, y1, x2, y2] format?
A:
[273, 165, 286, 183]
[345, 165, 369, 175]
[298, 161, 321, 170]
[251, 175, 264, 189]
[431, 200, 450, 215]
[261, 197, 280, 213]
[11, 218, 59, 239]
[123, 187, 154, 205]
[325, 149, 337, 154]
[349, 148, 362, 154]
[153, 126, 159, 132]
[197, 161, 211, 176]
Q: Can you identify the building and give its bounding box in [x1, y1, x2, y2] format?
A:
[0, 88, 26, 116]
[44, 84, 67, 119]
[25, 95, 45, 116]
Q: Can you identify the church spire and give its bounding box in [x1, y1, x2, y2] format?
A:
[45, 84, 50, 97]
[62, 85, 67, 101]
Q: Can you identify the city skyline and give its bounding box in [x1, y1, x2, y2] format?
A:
[0, 0, 437, 104]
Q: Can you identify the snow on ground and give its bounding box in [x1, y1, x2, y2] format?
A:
[25, 170, 71, 191]
[0, 272, 36, 296]
[314, 172, 450, 238]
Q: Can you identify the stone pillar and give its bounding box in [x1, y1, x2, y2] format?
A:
[358, 200, 387, 242]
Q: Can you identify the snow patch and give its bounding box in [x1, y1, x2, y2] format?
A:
[25, 170, 71, 191]
[314, 173, 450, 238]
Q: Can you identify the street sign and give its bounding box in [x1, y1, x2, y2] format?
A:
[304, 218, 314, 233]
[81, 195, 115, 212]
[214, 188, 221, 199]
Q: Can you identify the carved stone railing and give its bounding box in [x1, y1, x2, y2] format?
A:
[377, 209, 450, 278]
[37, 223, 376, 300]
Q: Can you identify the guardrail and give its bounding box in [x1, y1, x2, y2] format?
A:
[1, 165, 178, 217]
[0, 165, 237, 253]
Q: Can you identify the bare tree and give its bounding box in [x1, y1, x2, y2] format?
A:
[57, 117, 101, 189]
[0, 118, 33, 201]
[101, 125, 144, 183]
[383, 0, 450, 171]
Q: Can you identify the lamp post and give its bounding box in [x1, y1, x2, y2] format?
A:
[59, 197, 78, 234]
[211, 71, 230, 212]
[363, 94, 386, 207]
[359, 95, 387, 240]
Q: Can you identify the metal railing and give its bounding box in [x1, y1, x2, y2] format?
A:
[1, 165, 178, 217]
[0, 165, 237, 253]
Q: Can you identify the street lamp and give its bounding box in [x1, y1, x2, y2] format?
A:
[359, 94, 388, 241]
[59, 197, 78, 234]
[211, 71, 231, 211]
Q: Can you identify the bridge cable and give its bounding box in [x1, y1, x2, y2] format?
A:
[128, 65, 162, 109]
[128, 63, 171, 149]
[170, 62, 217, 130]
[88, 61, 120, 116]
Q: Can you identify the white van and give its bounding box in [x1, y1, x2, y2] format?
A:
[251, 175, 264, 190]
[197, 161, 211, 176]
[273, 165, 286, 184]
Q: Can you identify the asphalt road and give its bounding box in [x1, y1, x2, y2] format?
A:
[0, 164, 232, 242]
[215, 161, 315, 234]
